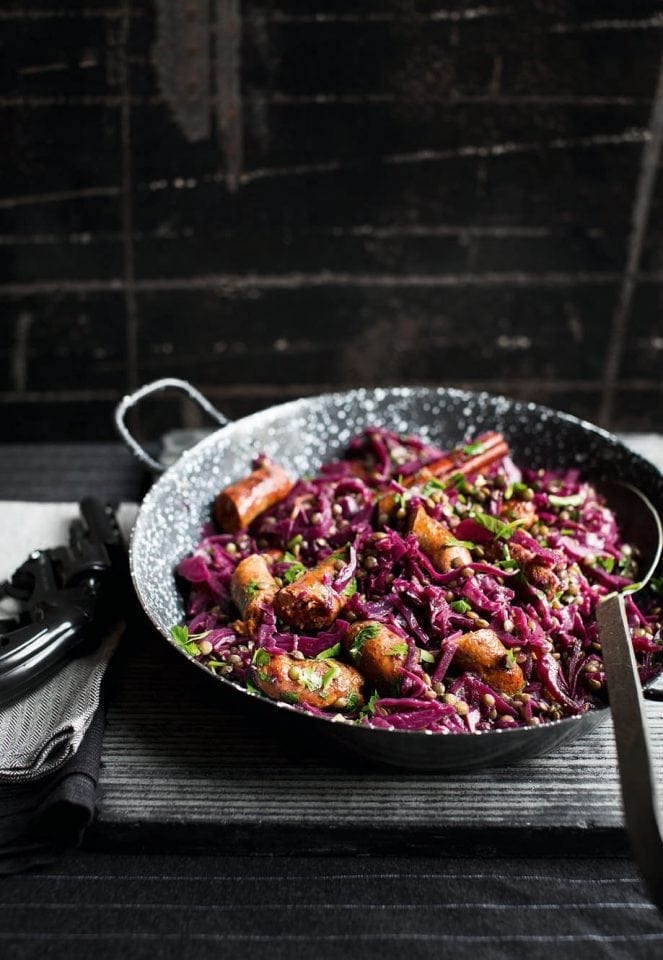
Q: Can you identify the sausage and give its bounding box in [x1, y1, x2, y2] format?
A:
[230, 554, 278, 635]
[214, 460, 293, 533]
[409, 506, 473, 573]
[254, 653, 365, 711]
[377, 432, 509, 518]
[274, 554, 346, 631]
[343, 620, 415, 694]
[452, 628, 525, 696]
[508, 543, 560, 599]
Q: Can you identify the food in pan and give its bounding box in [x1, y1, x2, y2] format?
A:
[172, 428, 662, 733]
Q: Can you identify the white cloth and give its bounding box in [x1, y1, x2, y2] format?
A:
[0, 503, 137, 781]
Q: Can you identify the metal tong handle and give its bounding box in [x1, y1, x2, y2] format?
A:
[114, 378, 231, 473]
[598, 593, 663, 908]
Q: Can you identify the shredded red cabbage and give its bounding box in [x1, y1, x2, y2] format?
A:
[174, 427, 662, 734]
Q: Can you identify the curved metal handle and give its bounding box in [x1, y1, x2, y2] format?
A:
[598, 593, 663, 909]
[114, 378, 231, 473]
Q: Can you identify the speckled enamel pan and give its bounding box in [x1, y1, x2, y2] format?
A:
[116, 379, 663, 771]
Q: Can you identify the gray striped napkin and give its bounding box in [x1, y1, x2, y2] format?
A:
[0, 502, 136, 781]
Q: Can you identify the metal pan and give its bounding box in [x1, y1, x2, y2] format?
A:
[116, 378, 663, 771]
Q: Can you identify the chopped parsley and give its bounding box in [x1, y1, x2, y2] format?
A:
[321, 662, 340, 691]
[349, 623, 381, 659]
[169, 624, 208, 656]
[462, 441, 486, 456]
[388, 642, 409, 657]
[503, 648, 518, 668]
[245, 679, 261, 695]
[595, 555, 615, 574]
[472, 511, 528, 541]
[282, 551, 306, 584]
[281, 691, 300, 704]
[420, 477, 446, 499]
[243, 579, 262, 600]
[316, 642, 341, 660]
[344, 692, 362, 712]
[341, 577, 358, 598]
[287, 534, 304, 550]
[297, 666, 324, 692]
[359, 690, 380, 717]
[419, 649, 435, 664]
[252, 648, 271, 667]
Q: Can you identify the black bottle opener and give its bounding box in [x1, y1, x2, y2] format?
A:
[0, 498, 128, 707]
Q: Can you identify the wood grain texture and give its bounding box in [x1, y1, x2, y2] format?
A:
[1, 0, 663, 439]
[97, 637, 663, 848]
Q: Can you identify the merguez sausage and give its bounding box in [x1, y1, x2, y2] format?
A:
[254, 653, 365, 711]
[214, 459, 293, 533]
[453, 628, 525, 696]
[343, 619, 415, 694]
[409, 506, 473, 573]
[230, 554, 278, 635]
[274, 554, 347, 631]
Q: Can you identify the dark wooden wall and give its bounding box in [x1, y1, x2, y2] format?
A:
[1, 1, 662, 441]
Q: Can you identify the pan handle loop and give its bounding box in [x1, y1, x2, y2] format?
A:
[114, 378, 231, 473]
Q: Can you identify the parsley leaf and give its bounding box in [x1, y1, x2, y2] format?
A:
[252, 648, 271, 667]
[316, 642, 341, 660]
[287, 534, 303, 550]
[321, 663, 339, 691]
[344, 692, 362, 712]
[472, 511, 528, 541]
[595, 555, 615, 574]
[170, 624, 189, 645]
[462, 441, 486, 456]
[341, 577, 358, 598]
[281, 691, 300, 704]
[283, 562, 306, 584]
[245, 680, 261, 695]
[504, 648, 517, 668]
[349, 623, 381, 659]
[169, 624, 201, 656]
[359, 690, 380, 717]
[388, 642, 409, 657]
[298, 666, 323, 692]
[420, 477, 446, 499]
[243, 579, 262, 600]
[419, 649, 435, 664]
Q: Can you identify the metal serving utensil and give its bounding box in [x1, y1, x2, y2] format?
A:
[595, 480, 663, 908]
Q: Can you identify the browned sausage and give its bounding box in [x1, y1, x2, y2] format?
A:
[377, 432, 509, 518]
[507, 543, 560, 599]
[254, 653, 365, 711]
[452, 628, 525, 696]
[214, 460, 293, 533]
[230, 554, 278, 635]
[274, 554, 346, 631]
[409, 506, 473, 573]
[343, 620, 415, 694]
